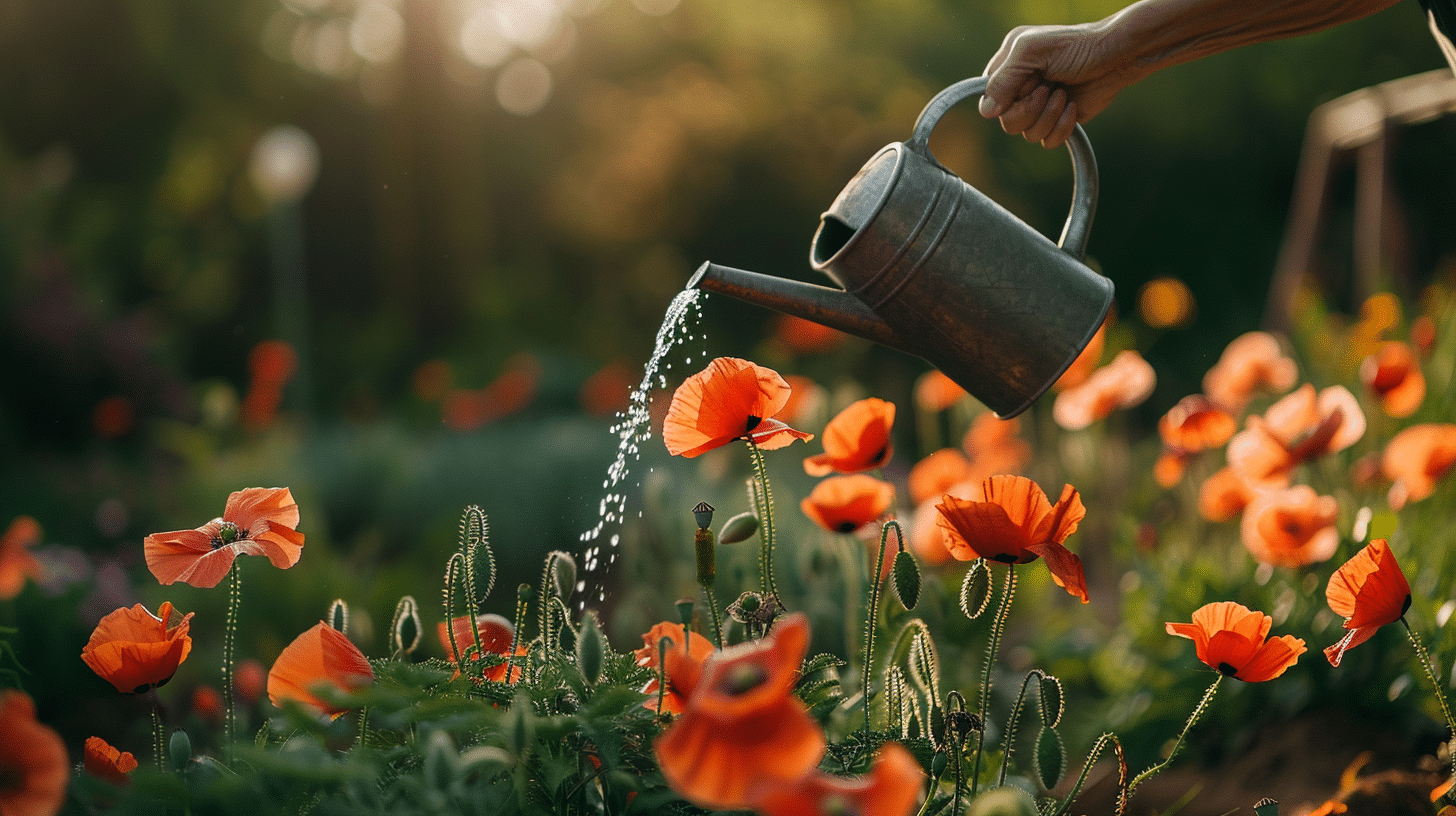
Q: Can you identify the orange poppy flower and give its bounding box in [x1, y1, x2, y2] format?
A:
[81, 601, 194, 694]
[804, 398, 895, 476]
[1360, 341, 1425, 418]
[961, 413, 1031, 478]
[750, 740, 924, 816]
[144, 487, 304, 588]
[578, 360, 635, 418]
[1412, 314, 1437, 357]
[0, 690, 68, 816]
[192, 685, 225, 724]
[437, 613, 524, 682]
[801, 475, 895, 534]
[662, 358, 814, 458]
[1053, 316, 1107, 392]
[267, 622, 375, 720]
[1239, 486, 1339, 568]
[1197, 466, 1261, 523]
[1159, 395, 1236, 454]
[1381, 423, 1456, 509]
[774, 314, 848, 354]
[1052, 350, 1156, 431]
[908, 498, 954, 567]
[1226, 385, 1364, 488]
[1165, 601, 1305, 682]
[908, 450, 973, 506]
[1202, 331, 1298, 412]
[83, 736, 138, 786]
[935, 475, 1088, 603]
[1323, 539, 1411, 667]
[635, 621, 715, 715]
[0, 515, 42, 601]
[655, 613, 826, 811]
[914, 369, 967, 412]
[778, 375, 826, 427]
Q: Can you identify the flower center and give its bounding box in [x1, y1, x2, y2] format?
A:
[212, 521, 242, 549]
[723, 663, 768, 696]
[1217, 662, 1239, 677]
[744, 415, 762, 433]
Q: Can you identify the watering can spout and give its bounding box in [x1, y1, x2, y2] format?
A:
[689, 261, 914, 355]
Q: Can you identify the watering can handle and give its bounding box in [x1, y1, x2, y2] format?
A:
[905, 75, 1098, 262]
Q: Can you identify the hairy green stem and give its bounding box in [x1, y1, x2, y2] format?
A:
[970, 568, 1017, 796]
[997, 669, 1046, 786]
[1050, 732, 1127, 816]
[222, 566, 241, 754]
[745, 439, 778, 597]
[702, 585, 724, 649]
[1129, 675, 1222, 795]
[862, 522, 896, 732]
[151, 700, 164, 771]
[1403, 617, 1456, 738]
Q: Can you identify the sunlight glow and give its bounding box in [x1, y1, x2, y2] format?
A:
[496, 57, 553, 116]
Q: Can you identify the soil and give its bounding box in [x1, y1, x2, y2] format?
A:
[1065, 707, 1448, 816]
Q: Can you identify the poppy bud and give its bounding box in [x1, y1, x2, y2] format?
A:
[390, 595, 422, 658]
[948, 710, 983, 743]
[517, 583, 533, 603]
[170, 729, 192, 772]
[717, 512, 759, 544]
[549, 551, 576, 602]
[1038, 674, 1064, 728]
[892, 550, 920, 610]
[694, 528, 716, 587]
[960, 560, 992, 619]
[1036, 725, 1065, 791]
[929, 704, 946, 747]
[691, 501, 715, 530]
[328, 599, 349, 634]
[576, 611, 604, 686]
[967, 786, 1039, 816]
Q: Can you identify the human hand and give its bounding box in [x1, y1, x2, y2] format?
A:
[979, 22, 1147, 149]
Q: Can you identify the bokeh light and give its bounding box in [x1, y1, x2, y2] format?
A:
[1138, 276, 1197, 329]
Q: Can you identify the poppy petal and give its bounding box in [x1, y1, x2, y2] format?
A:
[1237, 634, 1306, 682]
[1025, 539, 1089, 603]
[1323, 625, 1379, 668]
[267, 622, 374, 719]
[226, 487, 301, 531]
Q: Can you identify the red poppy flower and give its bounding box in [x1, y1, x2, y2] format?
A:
[655, 613, 826, 811]
[144, 487, 304, 588]
[1360, 341, 1425, 418]
[1052, 350, 1156, 431]
[1155, 395, 1237, 485]
[1196, 466, 1260, 523]
[1381, 423, 1456, 509]
[192, 686, 224, 725]
[914, 369, 967, 412]
[234, 659, 267, 705]
[908, 450, 973, 506]
[1239, 486, 1339, 568]
[750, 741, 923, 816]
[81, 601, 194, 694]
[635, 621, 715, 715]
[662, 358, 814, 458]
[0, 515, 42, 601]
[83, 736, 138, 786]
[437, 613, 524, 682]
[1202, 331, 1298, 412]
[804, 398, 895, 476]
[267, 622, 375, 720]
[0, 691, 68, 816]
[1226, 385, 1364, 488]
[1165, 601, 1305, 682]
[1324, 539, 1411, 667]
[961, 413, 1031, 478]
[935, 475, 1088, 603]
[801, 475, 895, 534]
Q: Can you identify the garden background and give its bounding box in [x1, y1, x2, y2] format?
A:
[3, 0, 1456, 812]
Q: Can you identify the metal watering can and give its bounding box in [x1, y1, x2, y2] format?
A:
[689, 76, 1114, 418]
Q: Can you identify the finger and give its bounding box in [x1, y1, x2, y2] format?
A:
[1040, 102, 1080, 150]
[1023, 88, 1069, 144]
[996, 83, 1050, 136]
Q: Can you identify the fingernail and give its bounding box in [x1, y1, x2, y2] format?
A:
[978, 95, 1000, 117]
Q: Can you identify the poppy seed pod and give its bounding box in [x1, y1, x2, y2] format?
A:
[390, 595, 422, 658]
[718, 512, 759, 545]
[169, 729, 192, 772]
[694, 528, 716, 587]
[692, 501, 715, 531]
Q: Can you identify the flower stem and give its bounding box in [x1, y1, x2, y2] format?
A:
[1403, 617, 1456, 738]
[862, 522, 896, 732]
[222, 566, 241, 754]
[970, 568, 1017, 796]
[745, 439, 778, 597]
[1128, 675, 1222, 795]
[702, 585, 724, 649]
[151, 699, 164, 771]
